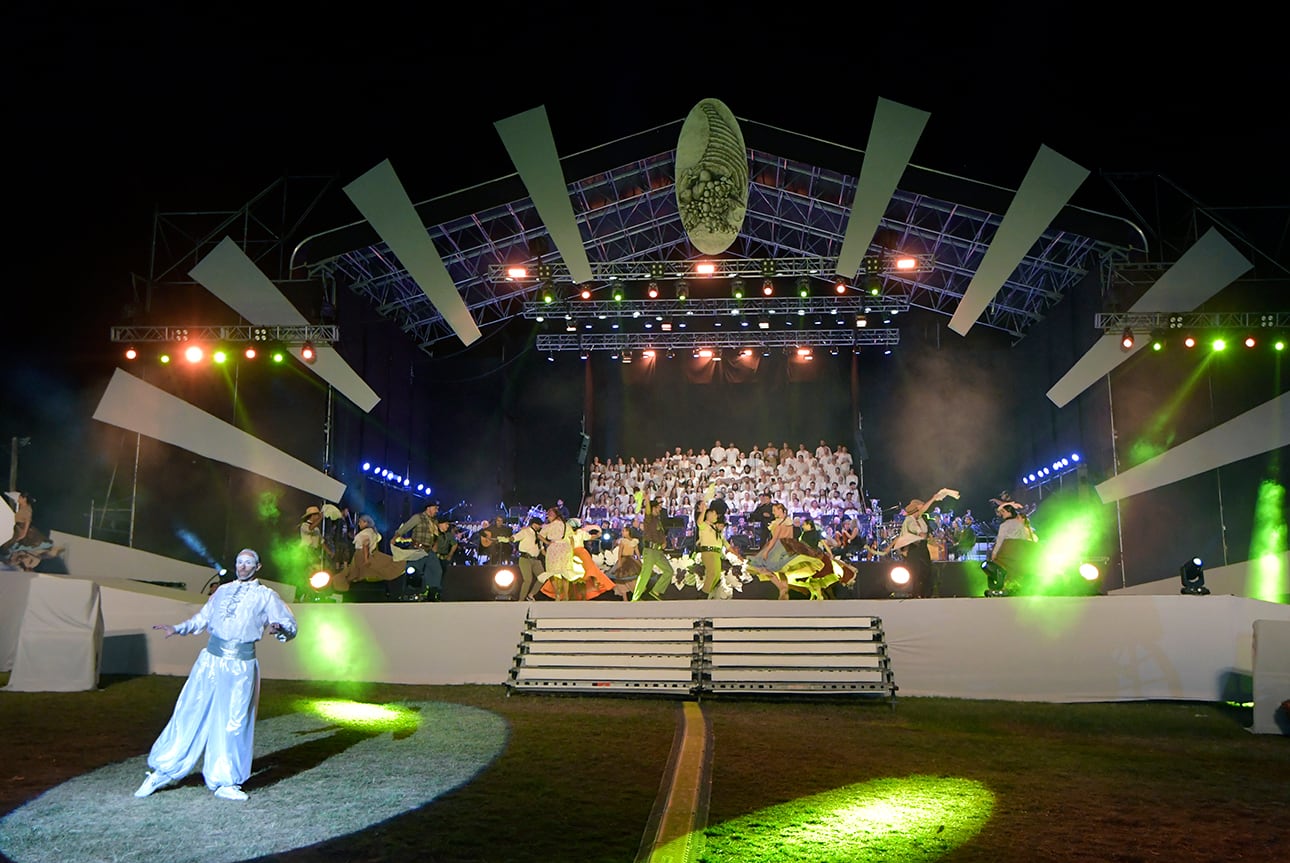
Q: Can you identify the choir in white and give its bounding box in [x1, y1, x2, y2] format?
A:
[584, 440, 860, 526]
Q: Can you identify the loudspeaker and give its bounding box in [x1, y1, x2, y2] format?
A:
[577, 433, 591, 466]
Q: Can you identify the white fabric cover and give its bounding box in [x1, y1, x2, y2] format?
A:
[5, 574, 103, 691]
[1251, 619, 1290, 734]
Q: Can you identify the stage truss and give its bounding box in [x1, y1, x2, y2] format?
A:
[308, 148, 1134, 354]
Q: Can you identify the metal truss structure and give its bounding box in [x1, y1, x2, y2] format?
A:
[308, 148, 1134, 354]
[1094, 312, 1288, 332]
[109, 325, 339, 345]
[489, 254, 932, 283]
[535, 328, 900, 353]
[527, 295, 910, 321]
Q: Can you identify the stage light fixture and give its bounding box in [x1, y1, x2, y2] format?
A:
[856, 315, 868, 328]
[612, 287, 625, 302]
[647, 282, 660, 299]
[272, 351, 285, 363]
[835, 281, 847, 294]
[506, 266, 527, 279]
[863, 255, 882, 275]
[894, 255, 918, 270]
[541, 282, 556, 304]
[1244, 335, 1256, 348]
[251, 327, 270, 342]
[795, 276, 810, 298]
[1078, 562, 1100, 581]
[546, 354, 555, 362]
[731, 278, 745, 299]
[758, 317, 770, 330]
[649, 262, 666, 280]
[763, 279, 775, 297]
[536, 263, 553, 281]
[1167, 314, 1184, 329]
[1120, 327, 1134, 350]
[888, 564, 914, 598]
[1212, 337, 1227, 352]
[760, 260, 776, 278]
[309, 570, 332, 590]
[661, 320, 672, 331]
[579, 286, 592, 300]
[125, 346, 137, 360]
[579, 351, 588, 360]
[694, 261, 716, 276]
[1276, 339, 1286, 351]
[1183, 335, 1196, 349]
[981, 560, 1008, 597]
[1179, 557, 1210, 595]
[301, 342, 316, 363]
[244, 346, 257, 360]
[159, 353, 171, 364]
[491, 568, 518, 600]
[865, 276, 883, 297]
[675, 280, 689, 301]
[184, 345, 204, 364]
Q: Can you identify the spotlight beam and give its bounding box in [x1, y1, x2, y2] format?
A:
[1095, 392, 1290, 503]
[93, 368, 346, 502]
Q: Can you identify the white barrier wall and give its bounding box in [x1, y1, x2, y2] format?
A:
[87, 582, 1290, 705]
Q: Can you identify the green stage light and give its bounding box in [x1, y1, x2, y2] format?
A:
[1275, 339, 1286, 351]
[272, 351, 285, 363]
[159, 353, 171, 364]
[1212, 337, 1227, 351]
[212, 349, 228, 364]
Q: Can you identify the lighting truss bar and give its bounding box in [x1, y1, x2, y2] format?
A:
[526, 296, 910, 320]
[489, 255, 934, 283]
[1095, 312, 1288, 331]
[109, 325, 340, 344]
[535, 329, 900, 351]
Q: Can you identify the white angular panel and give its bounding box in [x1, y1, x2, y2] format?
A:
[836, 97, 931, 277]
[343, 160, 482, 347]
[189, 238, 380, 412]
[92, 368, 346, 502]
[1095, 392, 1289, 503]
[1047, 228, 1253, 407]
[493, 106, 594, 284]
[949, 145, 1089, 336]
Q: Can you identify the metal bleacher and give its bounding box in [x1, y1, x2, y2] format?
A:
[506, 612, 897, 706]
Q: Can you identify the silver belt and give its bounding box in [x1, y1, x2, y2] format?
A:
[206, 634, 256, 660]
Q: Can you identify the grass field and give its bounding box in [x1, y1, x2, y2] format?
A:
[1, 673, 1286, 862]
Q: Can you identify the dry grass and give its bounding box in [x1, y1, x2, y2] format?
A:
[1, 674, 1286, 862]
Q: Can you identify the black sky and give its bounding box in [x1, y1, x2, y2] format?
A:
[10, 1, 1288, 408]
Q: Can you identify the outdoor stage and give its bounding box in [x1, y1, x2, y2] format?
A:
[3, 563, 1288, 727]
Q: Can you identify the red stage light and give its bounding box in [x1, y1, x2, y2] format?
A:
[244, 347, 257, 359]
[1183, 335, 1197, 349]
[301, 342, 316, 363]
[125, 347, 138, 360]
[184, 345, 204, 363]
[894, 256, 918, 270]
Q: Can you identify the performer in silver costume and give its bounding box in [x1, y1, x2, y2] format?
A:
[133, 548, 297, 801]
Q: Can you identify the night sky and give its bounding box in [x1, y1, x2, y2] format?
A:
[8, 3, 1287, 565]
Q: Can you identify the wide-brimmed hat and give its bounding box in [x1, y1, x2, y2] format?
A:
[300, 505, 321, 522]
